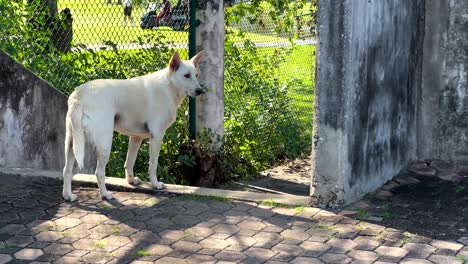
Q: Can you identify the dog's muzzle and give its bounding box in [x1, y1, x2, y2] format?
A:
[195, 88, 205, 96]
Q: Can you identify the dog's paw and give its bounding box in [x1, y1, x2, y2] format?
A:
[152, 181, 166, 190]
[101, 192, 114, 200]
[128, 177, 142, 185]
[63, 192, 77, 202]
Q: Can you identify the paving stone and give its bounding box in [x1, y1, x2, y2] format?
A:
[71, 239, 97, 251]
[319, 253, 352, 263]
[171, 215, 201, 228]
[394, 176, 421, 185]
[105, 235, 132, 247]
[146, 218, 173, 229]
[171, 241, 201, 253]
[326, 238, 358, 253]
[237, 220, 266, 231]
[210, 232, 233, 240]
[347, 250, 379, 261]
[35, 231, 63, 242]
[253, 232, 283, 248]
[80, 214, 109, 224]
[184, 226, 214, 237]
[54, 256, 81, 264]
[248, 207, 275, 219]
[81, 251, 113, 263]
[66, 250, 89, 257]
[375, 246, 408, 262]
[197, 212, 225, 223]
[308, 236, 329, 243]
[182, 235, 205, 243]
[114, 224, 139, 236]
[237, 229, 258, 237]
[130, 231, 160, 243]
[212, 224, 240, 234]
[244, 247, 276, 262]
[214, 250, 247, 262]
[291, 256, 323, 264]
[197, 248, 221, 256]
[185, 254, 217, 264]
[375, 190, 394, 200]
[299, 241, 330, 257]
[28, 241, 50, 249]
[143, 244, 173, 256]
[408, 162, 436, 176]
[158, 230, 186, 241]
[280, 230, 310, 244]
[430, 240, 464, 251]
[428, 254, 463, 264]
[53, 217, 82, 230]
[226, 235, 257, 251]
[154, 256, 187, 264]
[199, 238, 230, 250]
[0, 224, 26, 235]
[65, 224, 93, 238]
[14, 248, 44, 260]
[90, 224, 117, 235]
[400, 258, 433, 264]
[437, 171, 464, 182]
[402, 243, 437, 258]
[43, 243, 73, 256]
[271, 243, 303, 259]
[0, 254, 12, 264]
[110, 246, 140, 260]
[6, 235, 33, 247]
[353, 236, 382, 250]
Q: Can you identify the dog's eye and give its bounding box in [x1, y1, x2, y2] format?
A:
[184, 73, 190, 78]
[196, 73, 199, 78]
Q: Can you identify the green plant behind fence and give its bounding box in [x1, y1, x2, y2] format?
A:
[223, 0, 316, 178]
[0, 0, 316, 183]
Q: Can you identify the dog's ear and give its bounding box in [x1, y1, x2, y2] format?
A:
[190, 50, 205, 68]
[169, 51, 182, 72]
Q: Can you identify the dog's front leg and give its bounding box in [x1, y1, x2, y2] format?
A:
[125, 136, 143, 185]
[148, 134, 166, 189]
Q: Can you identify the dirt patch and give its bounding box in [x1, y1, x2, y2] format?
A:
[218, 157, 311, 196]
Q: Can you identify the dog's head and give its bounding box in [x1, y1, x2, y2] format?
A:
[168, 51, 205, 97]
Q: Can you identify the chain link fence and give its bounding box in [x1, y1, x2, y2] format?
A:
[0, 0, 316, 183]
[0, 0, 193, 184]
[223, 0, 316, 178]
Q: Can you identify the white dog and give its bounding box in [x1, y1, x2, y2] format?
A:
[62, 51, 204, 201]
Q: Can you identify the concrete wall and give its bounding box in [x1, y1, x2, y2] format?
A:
[311, 0, 426, 207]
[419, 0, 468, 167]
[0, 50, 93, 172]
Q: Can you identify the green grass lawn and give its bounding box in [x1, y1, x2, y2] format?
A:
[58, 0, 291, 46]
[256, 45, 315, 132]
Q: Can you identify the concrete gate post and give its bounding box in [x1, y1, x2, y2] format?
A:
[311, 0, 425, 207]
[193, 0, 225, 186]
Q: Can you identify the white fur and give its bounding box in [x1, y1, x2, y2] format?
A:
[62, 51, 204, 201]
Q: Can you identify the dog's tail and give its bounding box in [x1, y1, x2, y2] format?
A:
[68, 94, 85, 169]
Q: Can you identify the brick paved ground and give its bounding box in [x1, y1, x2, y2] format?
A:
[0, 161, 467, 263]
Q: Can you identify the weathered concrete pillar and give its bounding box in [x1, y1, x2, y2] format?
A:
[311, 0, 425, 207]
[418, 0, 468, 168]
[193, 0, 225, 186]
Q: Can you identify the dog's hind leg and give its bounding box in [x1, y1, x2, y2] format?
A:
[125, 136, 143, 185]
[62, 120, 77, 202]
[92, 120, 114, 200]
[148, 134, 166, 189]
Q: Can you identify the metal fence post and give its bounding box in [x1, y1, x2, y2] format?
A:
[188, 0, 198, 140]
